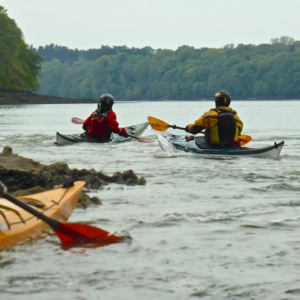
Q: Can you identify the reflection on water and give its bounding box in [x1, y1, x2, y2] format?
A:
[0, 101, 300, 299]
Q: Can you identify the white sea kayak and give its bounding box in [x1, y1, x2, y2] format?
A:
[156, 132, 284, 158]
[56, 122, 149, 146]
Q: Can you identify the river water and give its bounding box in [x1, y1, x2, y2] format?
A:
[0, 101, 299, 300]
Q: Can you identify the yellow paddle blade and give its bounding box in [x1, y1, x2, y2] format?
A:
[238, 134, 252, 146]
[147, 116, 170, 131]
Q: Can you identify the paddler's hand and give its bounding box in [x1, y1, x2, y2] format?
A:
[119, 128, 129, 137]
[185, 135, 195, 142]
[125, 127, 136, 136]
[82, 124, 89, 131]
[121, 128, 136, 138]
[185, 125, 190, 133]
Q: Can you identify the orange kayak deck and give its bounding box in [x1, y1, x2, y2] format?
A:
[0, 181, 85, 248]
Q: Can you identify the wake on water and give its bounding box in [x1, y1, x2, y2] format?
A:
[154, 131, 176, 155]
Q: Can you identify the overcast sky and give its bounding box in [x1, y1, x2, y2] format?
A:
[1, 0, 300, 50]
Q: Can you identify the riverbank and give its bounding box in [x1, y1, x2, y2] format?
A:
[0, 91, 96, 105]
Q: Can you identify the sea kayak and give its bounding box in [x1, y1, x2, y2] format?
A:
[56, 122, 149, 146]
[0, 181, 85, 247]
[156, 132, 284, 158]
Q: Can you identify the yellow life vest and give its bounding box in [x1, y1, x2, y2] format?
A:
[206, 108, 239, 145]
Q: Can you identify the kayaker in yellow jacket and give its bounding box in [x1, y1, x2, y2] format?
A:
[185, 91, 243, 146]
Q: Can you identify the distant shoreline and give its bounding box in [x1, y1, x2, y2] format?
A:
[0, 92, 96, 105]
[0, 92, 298, 104]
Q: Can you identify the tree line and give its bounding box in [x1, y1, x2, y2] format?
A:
[1, 4, 300, 101]
[33, 37, 300, 100]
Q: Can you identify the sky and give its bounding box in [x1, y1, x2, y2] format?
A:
[1, 0, 300, 50]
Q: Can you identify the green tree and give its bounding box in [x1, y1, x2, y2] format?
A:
[0, 6, 42, 90]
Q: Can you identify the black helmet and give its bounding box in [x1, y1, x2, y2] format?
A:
[97, 93, 115, 112]
[215, 90, 231, 107]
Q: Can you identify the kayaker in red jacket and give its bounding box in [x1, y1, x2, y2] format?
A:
[82, 94, 129, 142]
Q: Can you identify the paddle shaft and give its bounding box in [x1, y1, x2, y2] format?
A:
[169, 124, 186, 131]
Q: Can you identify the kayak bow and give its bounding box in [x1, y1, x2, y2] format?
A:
[0, 181, 124, 247]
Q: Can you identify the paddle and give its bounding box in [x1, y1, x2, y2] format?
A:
[0, 181, 123, 246]
[71, 117, 153, 143]
[147, 116, 185, 131]
[71, 117, 86, 124]
[147, 116, 252, 146]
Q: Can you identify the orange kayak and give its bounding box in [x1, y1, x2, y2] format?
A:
[0, 181, 85, 248]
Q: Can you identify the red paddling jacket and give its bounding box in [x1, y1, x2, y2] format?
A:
[82, 110, 128, 142]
